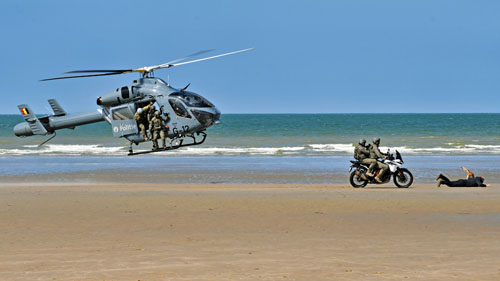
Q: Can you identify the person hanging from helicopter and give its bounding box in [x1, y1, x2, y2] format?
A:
[146, 101, 156, 122]
[369, 137, 389, 183]
[134, 103, 154, 141]
[146, 101, 157, 138]
[150, 110, 170, 150]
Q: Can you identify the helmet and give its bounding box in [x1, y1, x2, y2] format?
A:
[137, 108, 143, 114]
[373, 137, 380, 144]
[155, 110, 160, 116]
[359, 139, 366, 146]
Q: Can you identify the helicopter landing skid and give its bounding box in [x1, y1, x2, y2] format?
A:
[127, 132, 207, 156]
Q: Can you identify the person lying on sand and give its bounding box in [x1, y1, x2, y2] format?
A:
[435, 167, 488, 187]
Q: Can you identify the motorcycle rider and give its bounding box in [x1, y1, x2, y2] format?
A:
[369, 137, 389, 183]
[354, 139, 377, 177]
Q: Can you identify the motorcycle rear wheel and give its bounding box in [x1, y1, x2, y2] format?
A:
[350, 171, 368, 188]
[393, 168, 413, 188]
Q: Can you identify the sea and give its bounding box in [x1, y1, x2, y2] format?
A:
[1, 114, 499, 184]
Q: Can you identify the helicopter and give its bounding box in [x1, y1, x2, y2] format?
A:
[13, 48, 253, 155]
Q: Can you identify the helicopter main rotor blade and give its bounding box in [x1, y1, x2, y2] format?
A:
[40, 47, 254, 81]
[160, 49, 215, 66]
[64, 50, 215, 75]
[65, 69, 133, 74]
[161, 47, 254, 69]
[40, 72, 124, 81]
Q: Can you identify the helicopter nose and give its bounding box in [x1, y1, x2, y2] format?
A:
[191, 108, 220, 128]
[213, 108, 221, 124]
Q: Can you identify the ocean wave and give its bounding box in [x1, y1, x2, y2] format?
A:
[375, 145, 500, 154]
[174, 146, 306, 155]
[0, 144, 126, 156]
[1, 143, 500, 156]
[306, 143, 500, 155]
[308, 144, 355, 153]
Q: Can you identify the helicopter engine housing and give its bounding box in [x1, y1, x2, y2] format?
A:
[97, 86, 139, 107]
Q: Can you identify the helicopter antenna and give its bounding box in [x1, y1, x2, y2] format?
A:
[41, 48, 254, 81]
[181, 83, 191, 91]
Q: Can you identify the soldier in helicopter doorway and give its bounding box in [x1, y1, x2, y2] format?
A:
[150, 111, 169, 150]
[134, 103, 154, 141]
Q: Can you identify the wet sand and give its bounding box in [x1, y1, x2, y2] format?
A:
[0, 183, 499, 280]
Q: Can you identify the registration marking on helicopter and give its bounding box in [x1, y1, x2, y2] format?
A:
[111, 120, 138, 137]
[118, 123, 136, 131]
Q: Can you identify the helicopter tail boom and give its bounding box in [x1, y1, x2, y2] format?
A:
[14, 101, 105, 137]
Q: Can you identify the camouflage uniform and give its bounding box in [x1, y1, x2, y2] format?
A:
[149, 111, 169, 150]
[134, 104, 153, 141]
[369, 142, 389, 180]
[354, 144, 377, 173]
[146, 103, 157, 137]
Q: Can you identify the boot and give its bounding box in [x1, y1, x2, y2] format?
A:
[366, 171, 374, 177]
[375, 177, 383, 183]
[437, 179, 443, 187]
[355, 170, 367, 181]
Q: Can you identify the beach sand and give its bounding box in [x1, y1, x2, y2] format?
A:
[0, 183, 499, 280]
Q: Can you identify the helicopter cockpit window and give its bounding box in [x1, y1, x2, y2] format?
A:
[169, 92, 214, 108]
[169, 99, 191, 118]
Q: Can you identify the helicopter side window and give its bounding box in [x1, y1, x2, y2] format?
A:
[121, 87, 130, 99]
[168, 99, 191, 118]
[112, 106, 134, 120]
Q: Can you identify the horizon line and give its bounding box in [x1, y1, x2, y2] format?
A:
[1, 112, 500, 116]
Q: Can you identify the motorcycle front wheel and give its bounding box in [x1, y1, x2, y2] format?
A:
[393, 168, 413, 188]
[349, 171, 368, 188]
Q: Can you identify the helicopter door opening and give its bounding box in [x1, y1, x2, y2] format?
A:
[110, 104, 138, 137]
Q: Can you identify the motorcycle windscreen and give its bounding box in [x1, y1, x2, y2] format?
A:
[396, 150, 403, 162]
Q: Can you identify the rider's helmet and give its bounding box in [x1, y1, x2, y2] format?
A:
[373, 137, 380, 144]
[155, 110, 160, 116]
[359, 139, 366, 146]
[137, 108, 143, 114]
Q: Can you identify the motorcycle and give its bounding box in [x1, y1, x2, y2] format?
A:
[349, 150, 413, 188]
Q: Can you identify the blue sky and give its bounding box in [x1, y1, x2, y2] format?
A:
[1, 0, 499, 114]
